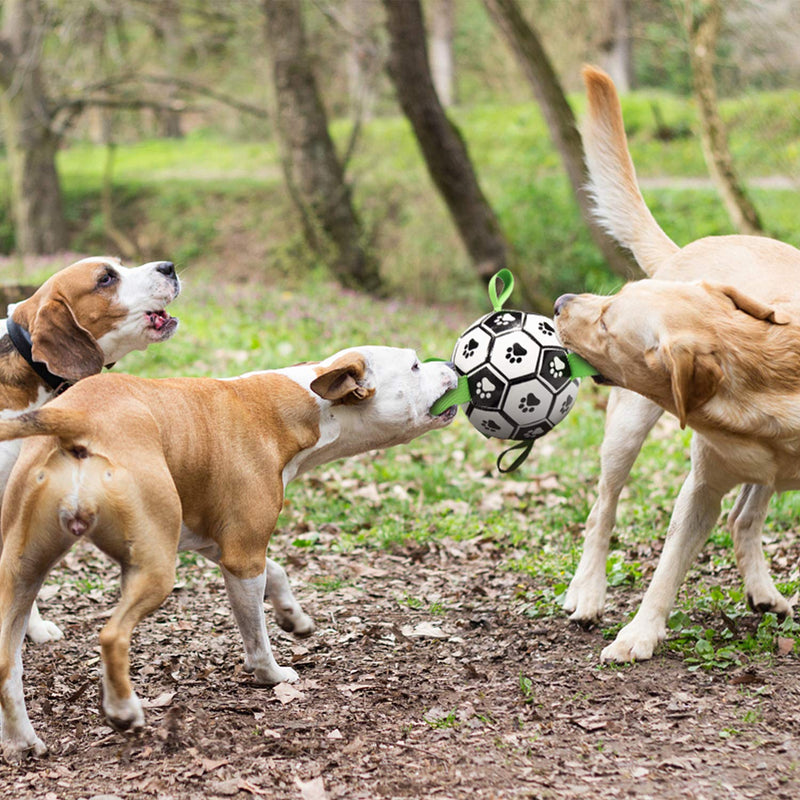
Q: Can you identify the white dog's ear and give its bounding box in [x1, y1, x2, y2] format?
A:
[707, 283, 790, 325]
[311, 353, 375, 404]
[660, 340, 723, 429]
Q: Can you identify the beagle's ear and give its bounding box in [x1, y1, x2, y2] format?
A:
[661, 340, 723, 429]
[310, 353, 375, 404]
[708, 283, 791, 325]
[25, 298, 105, 381]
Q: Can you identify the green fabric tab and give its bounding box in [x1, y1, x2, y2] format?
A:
[488, 269, 514, 311]
[566, 352, 598, 378]
[430, 374, 471, 415]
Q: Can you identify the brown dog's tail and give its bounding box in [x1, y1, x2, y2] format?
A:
[0, 407, 88, 446]
[581, 65, 679, 276]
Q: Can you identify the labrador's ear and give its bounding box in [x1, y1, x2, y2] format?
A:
[661, 340, 723, 429]
[311, 352, 375, 404]
[20, 297, 104, 381]
[708, 283, 790, 325]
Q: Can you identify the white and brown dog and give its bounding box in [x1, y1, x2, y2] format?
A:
[0, 256, 180, 643]
[0, 347, 457, 759]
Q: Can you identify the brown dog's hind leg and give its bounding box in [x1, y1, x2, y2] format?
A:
[0, 528, 74, 761]
[98, 558, 175, 731]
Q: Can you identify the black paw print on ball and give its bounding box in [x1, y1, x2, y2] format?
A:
[548, 355, 567, 379]
[505, 342, 527, 364]
[519, 393, 541, 413]
[538, 320, 555, 336]
[462, 338, 479, 359]
[481, 419, 501, 433]
[560, 396, 574, 414]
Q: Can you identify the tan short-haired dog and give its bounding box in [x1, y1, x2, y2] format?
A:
[564, 65, 800, 630]
[0, 347, 457, 760]
[555, 278, 799, 663]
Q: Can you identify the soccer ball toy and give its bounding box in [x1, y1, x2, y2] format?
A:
[451, 307, 579, 441]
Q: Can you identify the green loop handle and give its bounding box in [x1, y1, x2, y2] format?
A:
[488, 268, 514, 311]
[496, 439, 535, 473]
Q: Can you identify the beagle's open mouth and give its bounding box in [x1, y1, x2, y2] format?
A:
[146, 309, 178, 338]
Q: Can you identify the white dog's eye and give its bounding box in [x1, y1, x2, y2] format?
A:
[411, 360, 421, 372]
[97, 269, 118, 288]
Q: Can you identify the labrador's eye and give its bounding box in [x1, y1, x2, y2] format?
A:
[411, 360, 421, 372]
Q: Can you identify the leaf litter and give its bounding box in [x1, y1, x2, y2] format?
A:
[0, 523, 798, 799]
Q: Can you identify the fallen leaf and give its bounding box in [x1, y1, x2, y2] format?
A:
[201, 757, 228, 773]
[295, 776, 328, 800]
[572, 715, 608, 731]
[274, 682, 306, 704]
[778, 637, 795, 656]
[141, 691, 175, 708]
[238, 779, 269, 796]
[400, 621, 448, 639]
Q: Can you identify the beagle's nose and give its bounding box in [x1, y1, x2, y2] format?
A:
[553, 293, 576, 317]
[156, 261, 176, 278]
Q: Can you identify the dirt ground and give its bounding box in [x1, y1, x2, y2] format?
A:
[1, 526, 798, 800]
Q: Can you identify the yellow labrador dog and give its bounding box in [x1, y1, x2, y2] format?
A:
[564, 65, 800, 629]
[555, 278, 799, 662]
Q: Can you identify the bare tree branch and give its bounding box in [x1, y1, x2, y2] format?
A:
[52, 72, 270, 122]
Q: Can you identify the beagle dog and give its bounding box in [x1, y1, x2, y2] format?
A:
[0, 347, 457, 759]
[563, 65, 800, 628]
[0, 256, 180, 643]
[555, 279, 799, 662]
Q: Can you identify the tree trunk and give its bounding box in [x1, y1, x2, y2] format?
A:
[345, 0, 379, 122]
[430, 0, 455, 107]
[682, 0, 763, 236]
[600, 0, 633, 92]
[382, 0, 509, 283]
[154, 0, 184, 138]
[0, 0, 68, 254]
[482, 0, 637, 279]
[263, 0, 381, 293]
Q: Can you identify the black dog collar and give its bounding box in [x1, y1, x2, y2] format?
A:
[6, 316, 72, 395]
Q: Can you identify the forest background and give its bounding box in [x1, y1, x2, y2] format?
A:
[2, 0, 800, 309]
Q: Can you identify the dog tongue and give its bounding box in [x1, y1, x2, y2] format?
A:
[149, 310, 169, 330]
